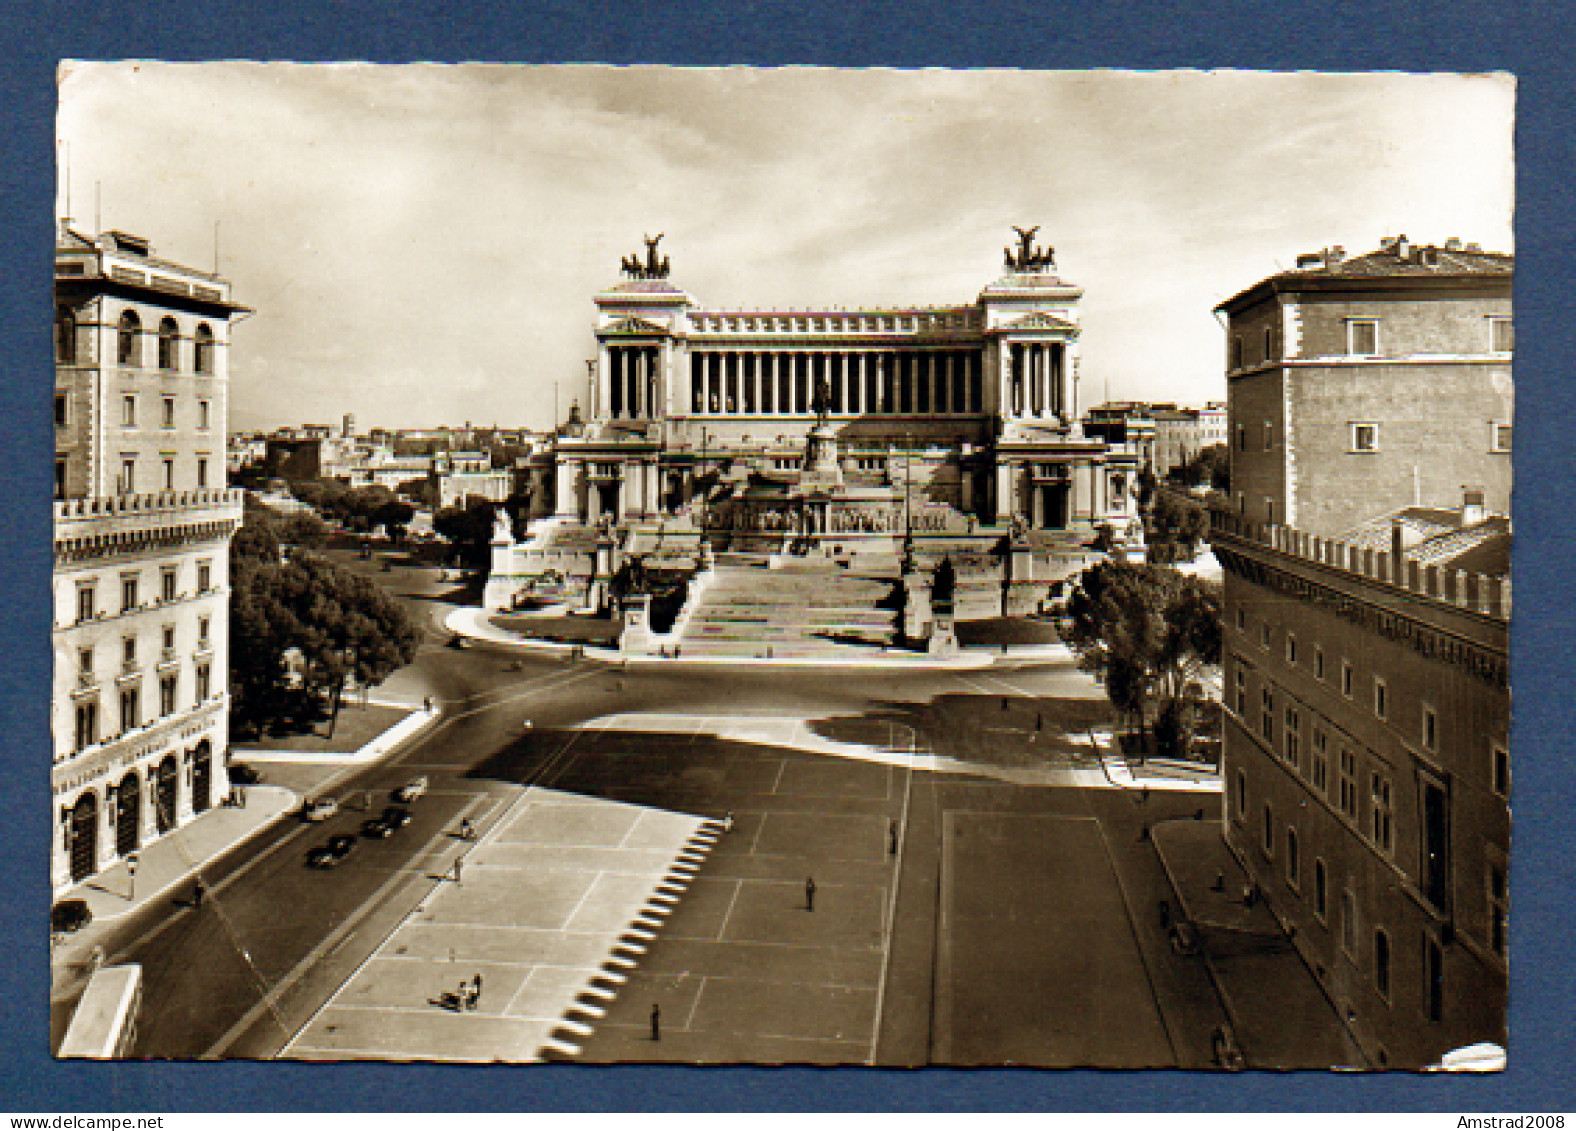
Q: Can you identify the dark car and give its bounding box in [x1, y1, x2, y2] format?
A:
[381, 806, 413, 830]
[227, 763, 263, 785]
[307, 834, 359, 868]
[51, 899, 93, 934]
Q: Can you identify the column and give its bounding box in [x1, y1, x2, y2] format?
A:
[752, 353, 763, 415]
[1054, 344, 1067, 419]
[635, 349, 647, 418]
[597, 342, 610, 418]
[994, 461, 1013, 522]
[929, 353, 940, 417]
[943, 353, 955, 415]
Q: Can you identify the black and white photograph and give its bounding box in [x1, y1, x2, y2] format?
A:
[47, 63, 1514, 1072]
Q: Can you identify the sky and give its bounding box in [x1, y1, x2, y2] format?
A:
[56, 64, 1515, 433]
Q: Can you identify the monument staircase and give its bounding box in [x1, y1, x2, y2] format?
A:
[678, 557, 901, 658]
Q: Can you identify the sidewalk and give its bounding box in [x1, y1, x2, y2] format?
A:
[239, 701, 440, 764]
[1087, 729, 1224, 793]
[443, 606, 1062, 669]
[1151, 820, 1366, 1069]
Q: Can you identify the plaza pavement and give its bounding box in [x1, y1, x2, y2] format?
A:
[281, 775, 723, 1063]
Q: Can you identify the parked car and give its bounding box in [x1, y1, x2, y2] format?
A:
[302, 797, 340, 822]
[393, 776, 428, 803]
[227, 763, 263, 785]
[307, 834, 358, 868]
[51, 899, 93, 934]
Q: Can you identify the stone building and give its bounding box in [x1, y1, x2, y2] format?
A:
[1213, 236, 1511, 1068]
[52, 226, 247, 892]
[1218, 236, 1512, 538]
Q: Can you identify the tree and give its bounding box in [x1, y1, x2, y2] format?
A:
[1147, 490, 1209, 564]
[1169, 443, 1230, 492]
[1063, 561, 1222, 757]
[229, 504, 421, 735]
[228, 550, 422, 737]
[371, 499, 416, 542]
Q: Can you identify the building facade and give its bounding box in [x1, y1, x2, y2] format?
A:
[542, 232, 1137, 536]
[1213, 236, 1512, 1068]
[53, 226, 247, 893]
[1218, 236, 1512, 538]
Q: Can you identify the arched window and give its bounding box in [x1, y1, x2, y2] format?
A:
[117, 310, 141, 367]
[193, 323, 214, 375]
[56, 307, 77, 363]
[158, 317, 179, 371]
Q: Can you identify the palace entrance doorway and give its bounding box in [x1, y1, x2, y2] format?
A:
[154, 756, 178, 834]
[68, 793, 97, 882]
[114, 774, 140, 857]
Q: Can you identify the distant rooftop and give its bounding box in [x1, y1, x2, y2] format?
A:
[1287, 234, 1512, 277]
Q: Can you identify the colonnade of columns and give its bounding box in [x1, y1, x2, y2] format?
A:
[1005, 341, 1069, 419]
[687, 349, 984, 416]
[606, 345, 661, 420]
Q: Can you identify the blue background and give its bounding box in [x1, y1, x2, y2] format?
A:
[2, 0, 1572, 1112]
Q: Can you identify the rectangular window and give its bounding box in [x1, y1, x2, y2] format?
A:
[1262, 420, 1274, 451]
[74, 700, 98, 751]
[1263, 325, 1275, 362]
[1348, 319, 1379, 356]
[1371, 774, 1394, 853]
[1234, 770, 1247, 818]
[120, 685, 139, 732]
[1286, 635, 1297, 664]
[1341, 660, 1354, 698]
[162, 625, 176, 652]
[198, 615, 211, 644]
[78, 646, 93, 674]
[1423, 707, 1438, 752]
[120, 458, 136, 493]
[1341, 889, 1359, 957]
[1260, 622, 1271, 650]
[162, 459, 175, 490]
[1262, 802, 1274, 857]
[1234, 663, 1247, 716]
[1350, 422, 1379, 452]
[1314, 648, 1325, 681]
[1314, 859, 1328, 921]
[1236, 425, 1247, 453]
[1260, 686, 1275, 742]
[1236, 607, 1246, 632]
[1284, 707, 1301, 769]
[160, 675, 177, 716]
[1338, 747, 1359, 819]
[1375, 929, 1392, 1001]
[196, 663, 212, 703]
[198, 399, 211, 430]
[54, 393, 68, 428]
[162, 396, 176, 428]
[1491, 420, 1512, 452]
[122, 636, 136, 665]
[76, 585, 95, 623]
[1493, 744, 1511, 797]
[1285, 826, 1300, 890]
[161, 569, 177, 603]
[197, 458, 208, 488]
[1311, 729, 1330, 794]
[197, 561, 212, 592]
[1487, 862, 1508, 958]
[1374, 677, 1388, 721]
[1490, 316, 1513, 353]
[1421, 779, 1450, 910]
[55, 458, 67, 500]
[122, 394, 137, 427]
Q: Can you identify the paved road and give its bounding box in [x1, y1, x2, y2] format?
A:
[81, 545, 1231, 1065]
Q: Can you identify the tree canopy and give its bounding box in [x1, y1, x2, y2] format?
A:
[1063, 560, 1222, 756]
[229, 507, 421, 735]
[1168, 443, 1230, 491]
[1146, 490, 1210, 564]
[433, 496, 498, 568]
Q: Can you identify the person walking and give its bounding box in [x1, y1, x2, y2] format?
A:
[458, 980, 473, 1012]
[460, 817, 475, 842]
[192, 876, 206, 909]
[650, 1002, 661, 1042]
[805, 875, 817, 912]
[471, 973, 483, 1009]
[453, 857, 464, 886]
[722, 811, 734, 834]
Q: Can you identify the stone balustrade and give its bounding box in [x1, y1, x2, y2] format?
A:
[1211, 508, 1510, 620]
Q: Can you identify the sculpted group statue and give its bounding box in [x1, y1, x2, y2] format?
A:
[810, 372, 833, 425]
[1004, 225, 1056, 272]
[621, 232, 672, 280]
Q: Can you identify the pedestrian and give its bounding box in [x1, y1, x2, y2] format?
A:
[1194, 807, 1205, 821]
[423, 695, 433, 713]
[674, 645, 681, 659]
[460, 817, 475, 841]
[472, 973, 483, 1009]
[722, 811, 734, 834]
[238, 785, 247, 809]
[453, 857, 464, 886]
[650, 1002, 661, 1041]
[805, 875, 817, 912]
[458, 980, 472, 1011]
[889, 818, 899, 856]
[192, 876, 206, 909]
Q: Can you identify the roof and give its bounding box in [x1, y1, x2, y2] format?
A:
[1341, 507, 1511, 578]
[1217, 236, 1513, 314]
